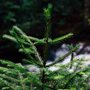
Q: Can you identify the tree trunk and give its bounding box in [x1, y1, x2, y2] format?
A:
[84, 0, 89, 28]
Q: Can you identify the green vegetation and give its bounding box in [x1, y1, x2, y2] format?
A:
[0, 4, 90, 90]
[0, 0, 83, 33]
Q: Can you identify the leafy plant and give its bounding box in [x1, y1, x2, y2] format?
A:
[0, 3, 90, 90]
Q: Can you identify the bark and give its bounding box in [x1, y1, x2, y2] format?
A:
[84, 0, 89, 28]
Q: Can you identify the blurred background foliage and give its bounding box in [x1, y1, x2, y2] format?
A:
[0, 0, 90, 62]
[0, 0, 84, 36]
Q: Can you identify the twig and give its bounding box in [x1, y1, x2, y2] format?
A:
[46, 46, 78, 67]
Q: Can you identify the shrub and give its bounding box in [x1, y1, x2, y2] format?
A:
[0, 4, 90, 90]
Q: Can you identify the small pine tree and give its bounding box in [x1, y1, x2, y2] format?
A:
[0, 3, 90, 90]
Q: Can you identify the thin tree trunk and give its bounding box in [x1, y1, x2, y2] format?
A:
[84, 0, 89, 28]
